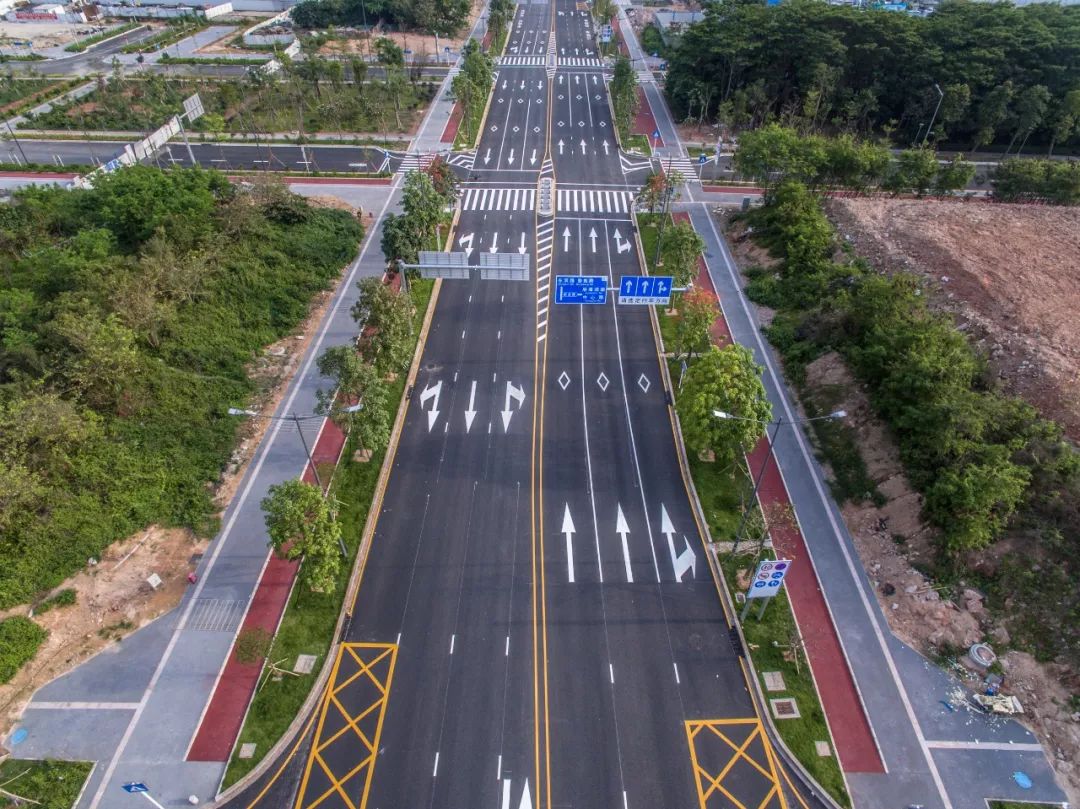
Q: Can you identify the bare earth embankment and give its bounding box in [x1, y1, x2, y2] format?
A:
[827, 199, 1080, 440]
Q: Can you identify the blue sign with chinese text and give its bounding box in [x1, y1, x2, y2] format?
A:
[555, 275, 608, 304]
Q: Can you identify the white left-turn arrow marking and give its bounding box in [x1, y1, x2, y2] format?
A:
[661, 505, 697, 582]
[501, 381, 526, 431]
[419, 380, 442, 432]
[458, 232, 474, 257]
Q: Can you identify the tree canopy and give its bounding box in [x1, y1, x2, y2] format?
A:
[0, 168, 362, 607]
[291, 0, 471, 37]
[261, 479, 342, 593]
[665, 0, 1080, 152]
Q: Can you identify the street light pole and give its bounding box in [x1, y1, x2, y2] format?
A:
[652, 153, 674, 270]
[714, 409, 846, 555]
[923, 83, 944, 147]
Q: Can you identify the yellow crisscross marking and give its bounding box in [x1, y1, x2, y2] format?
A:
[685, 719, 787, 809]
[295, 643, 398, 809]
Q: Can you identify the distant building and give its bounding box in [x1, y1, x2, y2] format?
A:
[652, 10, 703, 46]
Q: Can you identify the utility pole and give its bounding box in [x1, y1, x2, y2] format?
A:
[652, 153, 674, 270]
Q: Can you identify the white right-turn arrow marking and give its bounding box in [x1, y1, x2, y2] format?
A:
[660, 504, 697, 582]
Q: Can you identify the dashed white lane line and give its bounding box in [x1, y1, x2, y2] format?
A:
[433, 751, 440, 777]
[449, 634, 456, 654]
[505, 635, 510, 656]
[673, 662, 680, 685]
[609, 663, 615, 684]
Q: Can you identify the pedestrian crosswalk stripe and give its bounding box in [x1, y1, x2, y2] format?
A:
[661, 155, 698, 178]
[560, 58, 603, 67]
[461, 187, 537, 211]
[555, 189, 634, 215]
[498, 56, 545, 66]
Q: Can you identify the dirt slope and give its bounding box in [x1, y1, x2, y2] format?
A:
[827, 198, 1080, 440]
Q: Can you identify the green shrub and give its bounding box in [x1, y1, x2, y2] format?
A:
[0, 617, 47, 683]
[34, 588, 77, 615]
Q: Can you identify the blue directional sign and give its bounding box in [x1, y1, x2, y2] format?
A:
[699, 153, 708, 164]
[618, 275, 673, 306]
[652, 128, 661, 140]
[555, 275, 608, 304]
[122, 783, 149, 794]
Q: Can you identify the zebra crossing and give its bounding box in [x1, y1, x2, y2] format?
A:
[536, 218, 554, 344]
[395, 152, 435, 175]
[555, 189, 635, 216]
[498, 56, 545, 66]
[546, 33, 557, 79]
[659, 153, 700, 180]
[636, 69, 654, 84]
[561, 57, 604, 67]
[461, 187, 537, 211]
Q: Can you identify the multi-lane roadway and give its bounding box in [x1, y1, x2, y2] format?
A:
[226, 2, 826, 808]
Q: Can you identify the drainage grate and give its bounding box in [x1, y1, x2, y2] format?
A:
[186, 598, 248, 632]
[770, 697, 801, 720]
[728, 627, 745, 658]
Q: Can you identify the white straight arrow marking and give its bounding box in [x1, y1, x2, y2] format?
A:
[484, 148, 492, 165]
[558, 74, 564, 84]
[538, 80, 544, 90]
[520, 80, 525, 89]
[589, 227, 597, 253]
[592, 75, 598, 85]
[501, 381, 526, 431]
[562, 504, 576, 583]
[518, 233, 527, 254]
[518, 780, 533, 809]
[508, 148, 516, 165]
[574, 74, 580, 84]
[530, 148, 537, 165]
[489, 232, 499, 253]
[558, 140, 565, 155]
[602, 141, 610, 155]
[465, 380, 477, 432]
[616, 504, 633, 582]
[660, 505, 696, 582]
[562, 226, 571, 252]
[419, 380, 442, 432]
[502, 79, 507, 89]
[579, 139, 587, 153]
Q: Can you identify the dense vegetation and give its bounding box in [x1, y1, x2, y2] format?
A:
[733, 125, 976, 196]
[23, 70, 434, 135]
[450, 39, 496, 147]
[665, 0, 1080, 153]
[0, 76, 58, 110]
[0, 759, 93, 809]
[991, 157, 1080, 204]
[0, 168, 363, 607]
[610, 56, 639, 144]
[0, 616, 46, 682]
[291, 0, 471, 36]
[740, 181, 1080, 664]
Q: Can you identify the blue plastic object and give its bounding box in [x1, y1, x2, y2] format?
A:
[1013, 771, 1033, 789]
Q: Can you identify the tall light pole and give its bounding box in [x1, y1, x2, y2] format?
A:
[228, 403, 363, 558]
[923, 83, 944, 147]
[652, 152, 675, 270]
[714, 409, 846, 555]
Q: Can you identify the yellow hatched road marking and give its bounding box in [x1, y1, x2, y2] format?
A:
[685, 719, 788, 809]
[294, 643, 398, 809]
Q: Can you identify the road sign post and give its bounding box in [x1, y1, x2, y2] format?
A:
[740, 559, 791, 621]
[555, 275, 608, 304]
[618, 275, 672, 306]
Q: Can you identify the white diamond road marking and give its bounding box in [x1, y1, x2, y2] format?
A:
[597, 373, 610, 392]
[490, 124, 499, 132]
[637, 374, 650, 394]
[558, 371, 571, 390]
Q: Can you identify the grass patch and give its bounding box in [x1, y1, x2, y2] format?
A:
[121, 17, 208, 53]
[222, 279, 435, 788]
[0, 617, 47, 684]
[64, 22, 141, 53]
[159, 54, 269, 66]
[0, 759, 93, 809]
[24, 76, 435, 135]
[622, 133, 652, 155]
[34, 588, 77, 615]
[719, 552, 850, 807]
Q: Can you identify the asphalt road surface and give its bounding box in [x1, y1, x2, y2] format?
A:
[227, 3, 830, 808]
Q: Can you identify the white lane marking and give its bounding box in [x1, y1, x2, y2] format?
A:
[609, 663, 615, 684]
[396, 632, 402, 645]
[433, 751, 440, 777]
[925, 740, 1045, 751]
[505, 635, 510, 656]
[562, 503, 576, 583]
[577, 219, 603, 584]
[497, 755, 502, 781]
[623, 792, 629, 809]
[673, 662, 680, 684]
[615, 504, 633, 583]
[449, 634, 455, 654]
[27, 701, 141, 710]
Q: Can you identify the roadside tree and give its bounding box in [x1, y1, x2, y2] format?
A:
[315, 345, 392, 454]
[676, 344, 771, 467]
[673, 287, 719, 361]
[351, 277, 416, 375]
[261, 479, 342, 594]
